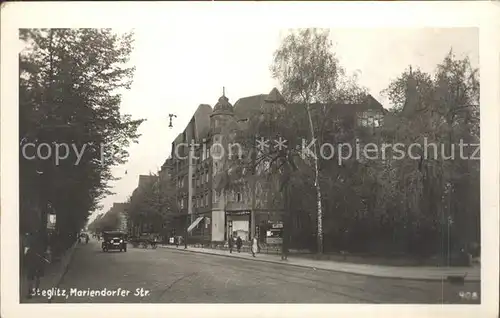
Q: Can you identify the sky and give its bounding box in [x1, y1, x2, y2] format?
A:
[93, 27, 479, 221]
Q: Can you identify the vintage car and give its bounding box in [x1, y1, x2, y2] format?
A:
[101, 231, 127, 252]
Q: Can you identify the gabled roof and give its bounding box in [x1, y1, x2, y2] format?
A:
[193, 104, 212, 141]
[233, 94, 267, 119]
[264, 87, 285, 104]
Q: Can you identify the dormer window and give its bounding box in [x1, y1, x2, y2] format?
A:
[357, 111, 383, 128]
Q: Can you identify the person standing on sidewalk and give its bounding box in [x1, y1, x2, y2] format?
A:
[236, 236, 242, 253]
[251, 237, 258, 257]
[24, 235, 49, 299]
[228, 235, 234, 253]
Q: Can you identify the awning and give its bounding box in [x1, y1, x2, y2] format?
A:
[187, 217, 204, 233]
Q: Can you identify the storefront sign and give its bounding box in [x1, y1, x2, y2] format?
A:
[47, 214, 56, 230]
[266, 225, 283, 244]
[227, 210, 250, 216]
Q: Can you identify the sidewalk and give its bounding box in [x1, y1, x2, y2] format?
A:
[21, 242, 78, 303]
[160, 244, 480, 282]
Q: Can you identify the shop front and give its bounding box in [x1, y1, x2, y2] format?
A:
[225, 210, 250, 241]
[224, 209, 285, 243]
[254, 210, 284, 244]
[187, 212, 212, 243]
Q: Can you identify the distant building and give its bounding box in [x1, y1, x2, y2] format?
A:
[112, 203, 128, 232]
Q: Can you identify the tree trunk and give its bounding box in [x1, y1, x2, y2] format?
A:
[306, 104, 324, 254]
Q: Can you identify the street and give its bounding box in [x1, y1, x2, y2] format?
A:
[47, 240, 480, 304]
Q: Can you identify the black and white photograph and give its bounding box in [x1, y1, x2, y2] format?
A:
[1, 2, 499, 318]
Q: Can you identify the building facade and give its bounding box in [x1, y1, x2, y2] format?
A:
[163, 88, 385, 244]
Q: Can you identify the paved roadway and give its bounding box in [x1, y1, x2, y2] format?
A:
[46, 240, 480, 304]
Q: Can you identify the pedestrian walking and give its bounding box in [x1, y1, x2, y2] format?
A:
[236, 236, 242, 253]
[251, 237, 258, 257]
[24, 237, 49, 299]
[175, 236, 179, 248]
[228, 235, 234, 253]
[85, 234, 89, 244]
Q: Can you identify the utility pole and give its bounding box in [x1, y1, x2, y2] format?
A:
[186, 138, 194, 249]
[250, 135, 257, 240]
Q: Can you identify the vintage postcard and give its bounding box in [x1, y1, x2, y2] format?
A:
[1, 1, 499, 318]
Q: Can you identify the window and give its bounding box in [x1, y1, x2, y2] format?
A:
[263, 160, 270, 171]
[213, 190, 218, 204]
[357, 112, 368, 127]
[236, 192, 242, 202]
[205, 170, 209, 183]
[358, 111, 382, 128]
[205, 193, 209, 206]
[374, 113, 383, 127]
[206, 147, 210, 160]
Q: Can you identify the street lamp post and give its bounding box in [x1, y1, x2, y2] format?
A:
[184, 214, 188, 249]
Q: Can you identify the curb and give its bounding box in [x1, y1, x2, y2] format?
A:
[160, 245, 480, 283]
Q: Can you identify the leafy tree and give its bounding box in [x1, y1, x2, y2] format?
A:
[126, 173, 179, 236]
[379, 50, 480, 260]
[19, 28, 144, 252]
[270, 28, 344, 254]
[217, 29, 370, 256]
[88, 209, 121, 233]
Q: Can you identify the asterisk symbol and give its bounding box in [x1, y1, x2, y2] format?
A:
[274, 137, 288, 151]
[256, 137, 269, 152]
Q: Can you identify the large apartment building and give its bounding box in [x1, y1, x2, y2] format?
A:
[160, 87, 385, 244]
